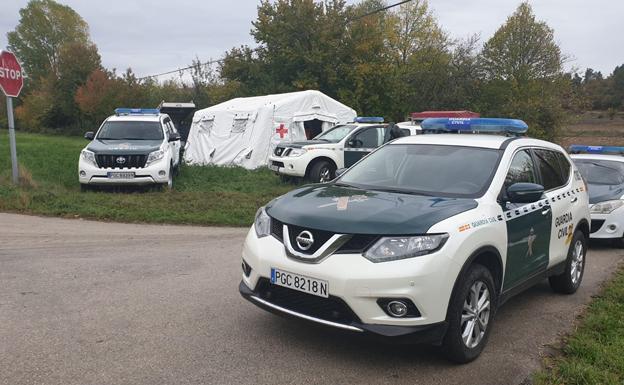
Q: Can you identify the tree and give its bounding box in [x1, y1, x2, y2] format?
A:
[478, 2, 568, 140]
[7, 0, 91, 82]
[480, 2, 563, 83]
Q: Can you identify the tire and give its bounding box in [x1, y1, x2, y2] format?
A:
[165, 164, 174, 190]
[549, 230, 587, 294]
[308, 160, 335, 183]
[443, 264, 497, 364]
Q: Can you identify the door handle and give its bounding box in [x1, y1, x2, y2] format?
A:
[571, 197, 578, 203]
[541, 207, 551, 215]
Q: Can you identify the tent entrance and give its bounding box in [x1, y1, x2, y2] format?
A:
[304, 119, 323, 139]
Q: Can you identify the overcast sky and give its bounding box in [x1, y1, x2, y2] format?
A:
[1, 0, 622, 82]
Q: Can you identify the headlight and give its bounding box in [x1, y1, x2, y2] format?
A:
[80, 150, 97, 166]
[288, 148, 307, 157]
[590, 200, 624, 214]
[364, 234, 448, 263]
[254, 207, 271, 238]
[146, 149, 165, 166]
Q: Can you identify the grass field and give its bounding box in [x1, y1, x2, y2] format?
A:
[535, 267, 624, 385]
[0, 130, 295, 226]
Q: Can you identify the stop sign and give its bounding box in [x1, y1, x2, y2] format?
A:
[0, 51, 24, 98]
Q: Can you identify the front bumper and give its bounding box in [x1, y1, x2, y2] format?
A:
[590, 207, 624, 240]
[239, 228, 459, 343]
[268, 155, 308, 177]
[78, 157, 170, 185]
[239, 280, 448, 343]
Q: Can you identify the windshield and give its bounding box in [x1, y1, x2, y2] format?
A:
[338, 144, 501, 197]
[574, 159, 624, 185]
[97, 121, 164, 140]
[314, 124, 357, 142]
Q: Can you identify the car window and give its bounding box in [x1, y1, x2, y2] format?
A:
[339, 144, 501, 198]
[350, 127, 385, 148]
[97, 121, 164, 140]
[314, 124, 357, 142]
[574, 159, 624, 185]
[555, 152, 571, 183]
[534, 149, 567, 190]
[504, 150, 537, 189]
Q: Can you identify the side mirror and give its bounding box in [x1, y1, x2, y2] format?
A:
[506, 183, 544, 204]
[169, 132, 181, 142]
[84, 131, 94, 140]
[334, 168, 347, 179]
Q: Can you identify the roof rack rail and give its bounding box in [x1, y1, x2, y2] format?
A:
[114, 108, 160, 116]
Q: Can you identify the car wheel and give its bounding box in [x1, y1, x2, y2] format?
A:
[309, 160, 335, 183]
[166, 164, 174, 190]
[549, 230, 587, 294]
[443, 264, 497, 364]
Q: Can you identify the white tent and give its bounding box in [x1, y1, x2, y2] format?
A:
[183, 90, 357, 169]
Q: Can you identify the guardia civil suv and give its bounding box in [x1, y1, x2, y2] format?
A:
[240, 118, 591, 363]
[268, 117, 418, 183]
[78, 108, 181, 190]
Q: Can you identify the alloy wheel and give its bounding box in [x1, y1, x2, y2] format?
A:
[461, 280, 491, 349]
[570, 239, 584, 285]
[319, 167, 332, 183]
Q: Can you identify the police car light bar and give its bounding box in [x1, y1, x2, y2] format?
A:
[114, 108, 160, 116]
[354, 116, 384, 123]
[568, 145, 624, 155]
[420, 118, 528, 135]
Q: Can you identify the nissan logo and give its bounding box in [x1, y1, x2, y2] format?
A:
[295, 230, 314, 251]
[116, 156, 126, 164]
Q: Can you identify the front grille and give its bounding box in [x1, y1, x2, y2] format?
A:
[591, 219, 605, 234]
[271, 218, 283, 241]
[337, 235, 379, 253]
[96, 154, 147, 169]
[287, 224, 335, 255]
[255, 278, 360, 324]
[271, 161, 285, 168]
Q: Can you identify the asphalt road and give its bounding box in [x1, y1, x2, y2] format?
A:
[1, 213, 622, 385]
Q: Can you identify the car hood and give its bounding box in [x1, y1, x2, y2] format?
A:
[87, 139, 162, 154]
[266, 184, 478, 235]
[587, 183, 624, 205]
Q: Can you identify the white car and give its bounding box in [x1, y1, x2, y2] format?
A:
[78, 108, 181, 190]
[570, 145, 624, 247]
[240, 118, 590, 363]
[268, 117, 419, 183]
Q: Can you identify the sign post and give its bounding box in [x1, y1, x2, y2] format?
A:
[0, 50, 24, 184]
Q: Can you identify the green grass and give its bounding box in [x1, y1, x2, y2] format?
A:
[0, 130, 296, 226]
[535, 268, 624, 385]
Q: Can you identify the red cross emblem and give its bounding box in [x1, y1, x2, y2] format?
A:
[276, 124, 288, 139]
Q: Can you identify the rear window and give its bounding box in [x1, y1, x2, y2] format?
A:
[574, 159, 624, 185]
[533, 149, 568, 190]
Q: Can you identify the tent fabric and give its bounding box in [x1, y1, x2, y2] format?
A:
[183, 90, 357, 169]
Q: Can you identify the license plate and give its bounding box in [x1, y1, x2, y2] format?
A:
[107, 172, 135, 179]
[270, 268, 328, 298]
[269, 164, 279, 171]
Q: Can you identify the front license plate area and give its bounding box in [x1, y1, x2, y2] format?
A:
[270, 268, 328, 298]
[107, 172, 135, 179]
[268, 164, 279, 172]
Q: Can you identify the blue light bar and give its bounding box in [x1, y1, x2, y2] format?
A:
[114, 108, 160, 116]
[420, 118, 528, 135]
[354, 116, 384, 123]
[569, 145, 624, 155]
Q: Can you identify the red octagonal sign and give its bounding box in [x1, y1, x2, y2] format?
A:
[0, 51, 24, 98]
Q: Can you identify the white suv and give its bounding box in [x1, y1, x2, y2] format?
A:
[78, 108, 181, 190]
[240, 118, 590, 363]
[268, 118, 419, 183]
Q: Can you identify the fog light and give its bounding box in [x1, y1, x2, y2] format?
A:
[289, 164, 294, 169]
[159, 170, 166, 176]
[79, 170, 86, 177]
[387, 301, 408, 317]
[608, 224, 617, 231]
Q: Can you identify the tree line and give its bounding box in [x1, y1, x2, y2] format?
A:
[2, 0, 623, 140]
